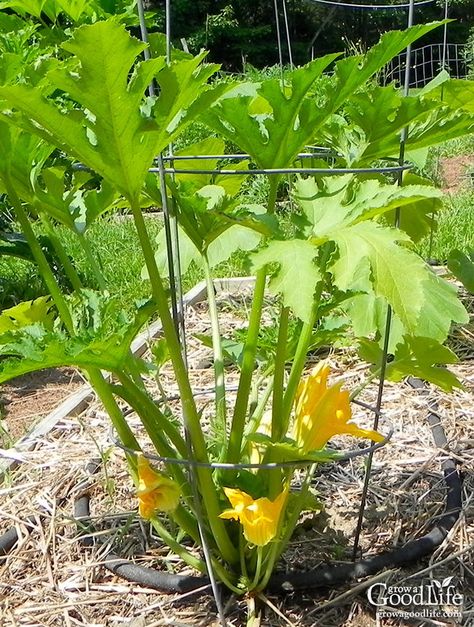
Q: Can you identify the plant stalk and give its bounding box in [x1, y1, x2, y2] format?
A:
[38, 214, 83, 292]
[203, 253, 227, 440]
[115, 375, 189, 459]
[150, 517, 206, 573]
[129, 196, 237, 564]
[271, 305, 289, 441]
[8, 183, 141, 467]
[226, 177, 279, 462]
[8, 183, 74, 333]
[77, 231, 107, 292]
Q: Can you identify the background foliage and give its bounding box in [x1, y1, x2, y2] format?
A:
[148, 0, 474, 69]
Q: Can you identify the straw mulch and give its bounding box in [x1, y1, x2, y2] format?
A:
[1, 290, 473, 627]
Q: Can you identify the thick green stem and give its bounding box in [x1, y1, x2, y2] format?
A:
[268, 465, 316, 570]
[78, 231, 107, 291]
[150, 517, 206, 573]
[38, 215, 83, 292]
[115, 375, 188, 460]
[271, 305, 289, 441]
[129, 197, 237, 564]
[8, 184, 74, 333]
[250, 546, 264, 590]
[129, 198, 205, 458]
[87, 370, 140, 453]
[226, 177, 279, 462]
[203, 254, 227, 440]
[227, 268, 267, 463]
[9, 186, 141, 467]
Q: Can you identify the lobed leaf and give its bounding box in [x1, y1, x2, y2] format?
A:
[447, 249, 474, 294]
[203, 54, 340, 169]
[0, 297, 54, 333]
[0, 293, 154, 383]
[294, 175, 442, 238]
[252, 240, 322, 323]
[359, 336, 463, 392]
[0, 21, 222, 201]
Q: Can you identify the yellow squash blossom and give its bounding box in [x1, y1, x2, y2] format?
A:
[293, 362, 384, 453]
[136, 454, 180, 520]
[219, 487, 287, 546]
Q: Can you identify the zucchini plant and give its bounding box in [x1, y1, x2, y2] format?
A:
[0, 11, 472, 600]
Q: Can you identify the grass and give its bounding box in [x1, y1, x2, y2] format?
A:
[417, 190, 474, 262]
[0, 214, 249, 312]
[1, 216, 160, 310]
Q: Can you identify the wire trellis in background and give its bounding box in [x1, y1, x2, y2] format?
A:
[383, 42, 469, 87]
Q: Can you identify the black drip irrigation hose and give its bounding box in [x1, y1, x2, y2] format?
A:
[0, 516, 37, 557]
[0, 378, 462, 595]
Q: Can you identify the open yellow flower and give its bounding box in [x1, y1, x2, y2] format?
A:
[293, 362, 384, 453]
[136, 454, 180, 519]
[219, 487, 287, 546]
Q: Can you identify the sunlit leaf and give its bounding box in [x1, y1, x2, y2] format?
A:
[252, 240, 322, 323]
[0, 292, 154, 382]
[294, 175, 442, 238]
[0, 21, 222, 201]
[0, 297, 54, 334]
[203, 54, 340, 168]
[447, 249, 474, 294]
[358, 336, 463, 392]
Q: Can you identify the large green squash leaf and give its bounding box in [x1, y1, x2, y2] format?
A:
[294, 175, 442, 238]
[288, 174, 467, 341]
[203, 54, 339, 169]
[0, 21, 221, 201]
[0, 292, 153, 382]
[330, 221, 468, 340]
[203, 24, 442, 168]
[327, 83, 474, 165]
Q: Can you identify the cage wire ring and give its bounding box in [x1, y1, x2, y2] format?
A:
[109, 397, 393, 469]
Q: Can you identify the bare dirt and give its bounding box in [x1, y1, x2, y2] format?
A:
[0, 368, 84, 444]
[439, 155, 474, 194]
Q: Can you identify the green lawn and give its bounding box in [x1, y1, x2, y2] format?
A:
[417, 190, 474, 262]
[0, 215, 248, 311]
